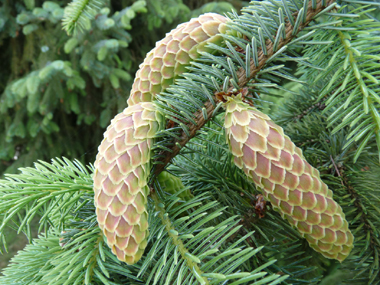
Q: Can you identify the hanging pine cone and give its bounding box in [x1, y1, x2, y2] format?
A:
[224, 94, 354, 262]
[94, 13, 227, 264]
[94, 103, 162, 264]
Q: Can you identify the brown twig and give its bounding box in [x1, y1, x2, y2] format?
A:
[153, 0, 335, 176]
[330, 155, 344, 186]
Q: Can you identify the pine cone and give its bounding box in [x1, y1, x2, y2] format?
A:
[93, 103, 162, 264]
[94, 13, 227, 264]
[224, 94, 354, 262]
[127, 13, 227, 106]
[157, 171, 193, 200]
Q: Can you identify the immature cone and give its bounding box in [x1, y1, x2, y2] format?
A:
[224, 94, 354, 262]
[94, 13, 228, 264]
[93, 103, 162, 264]
[157, 171, 193, 200]
[127, 13, 227, 106]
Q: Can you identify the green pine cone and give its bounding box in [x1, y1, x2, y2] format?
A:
[93, 103, 163, 264]
[224, 94, 354, 262]
[127, 13, 227, 106]
[157, 171, 193, 200]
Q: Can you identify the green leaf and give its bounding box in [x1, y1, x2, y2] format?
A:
[11, 78, 28, 99]
[26, 119, 40, 137]
[24, 0, 35, 10]
[112, 69, 132, 82]
[99, 108, 112, 128]
[16, 13, 30, 25]
[97, 46, 108, 61]
[109, 73, 120, 89]
[26, 74, 40, 94]
[23, 24, 38, 35]
[27, 91, 41, 113]
[64, 38, 79, 53]
[7, 121, 26, 139]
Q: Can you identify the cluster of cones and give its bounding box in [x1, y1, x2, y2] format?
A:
[93, 14, 353, 265]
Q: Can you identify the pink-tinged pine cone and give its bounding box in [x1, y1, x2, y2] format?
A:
[224, 94, 354, 262]
[127, 13, 227, 106]
[93, 103, 162, 264]
[94, 13, 227, 264]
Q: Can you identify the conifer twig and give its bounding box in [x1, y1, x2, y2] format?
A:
[150, 189, 209, 284]
[342, 171, 377, 251]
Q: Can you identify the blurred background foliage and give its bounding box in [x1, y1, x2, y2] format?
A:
[0, 0, 245, 177]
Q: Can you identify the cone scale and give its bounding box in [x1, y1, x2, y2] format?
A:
[94, 13, 227, 264]
[224, 94, 354, 262]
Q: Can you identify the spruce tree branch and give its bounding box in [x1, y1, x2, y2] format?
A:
[85, 236, 102, 284]
[341, 171, 378, 251]
[292, 99, 327, 122]
[62, 0, 102, 35]
[153, 0, 336, 176]
[150, 189, 209, 284]
[337, 30, 380, 160]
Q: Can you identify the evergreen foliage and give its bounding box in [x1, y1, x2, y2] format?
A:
[1, 0, 380, 284]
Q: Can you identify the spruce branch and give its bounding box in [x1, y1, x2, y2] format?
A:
[337, 30, 380, 162]
[333, 161, 380, 283]
[296, 2, 380, 162]
[342, 174, 377, 250]
[62, 0, 103, 35]
[150, 190, 209, 285]
[143, 183, 286, 284]
[153, 0, 336, 176]
[276, 91, 327, 124]
[338, 162, 380, 282]
[0, 158, 93, 251]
